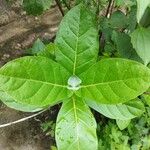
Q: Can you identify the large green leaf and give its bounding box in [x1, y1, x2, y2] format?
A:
[86, 99, 145, 120]
[0, 56, 71, 107]
[0, 90, 43, 112]
[56, 96, 98, 150]
[136, 0, 150, 23]
[55, 4, 99, 75]
[77, 58, 150, 104]
[131, 27, 150, 65]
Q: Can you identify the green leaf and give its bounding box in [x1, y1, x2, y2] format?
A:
[144, 94, 150, 106]
[56, 96, 98, 150]
[108, 11, 128, 29]
[131, 27, 150, 65]
[23, 0, 52, 16]
[77, 58, 150, 104]
[0, 56, 71, 107]
[27, 39, 55, 59]
[116, 119, 131, 130]
[115, 0, 136, 8]
[136, 0, 150, 23]
[111, 31, 143, 62]
[55, 4, 99, 75]
[37, 43, 56, 60]
[140, 7, 150, 27]
[86, 99, 145, 120]
[127, 6, 137, 32]
[28, 38, 45, 55]
[0, 91, 43, 112]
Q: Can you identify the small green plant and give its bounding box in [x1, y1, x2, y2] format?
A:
[98, 104, 150, 150]
[1, 0, 150, 150]
[41, 120, 55, 137]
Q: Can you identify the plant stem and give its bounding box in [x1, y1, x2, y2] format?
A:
[99, 0, 114, 53]
[55, 0, 64, 16]
[0, 108, 48, 128]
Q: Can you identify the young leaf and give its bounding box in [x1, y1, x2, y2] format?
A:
[0, 56, 71, 107]
[37, 43, 56, 60]
[77, 58, 150, 104]
[28, 38, 45, 55]
[136, 0, 150, 23]
[27, 39, 55, 59]
[131, 27, 150, 65]
[56, 96, 98, 150]
[86, 99, 145, 120]
[0, 90, 43, 112]
[55, 4, 99, 75]
[116, 119, 131, 130]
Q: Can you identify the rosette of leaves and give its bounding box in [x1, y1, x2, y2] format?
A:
[0, 4, 150, 150]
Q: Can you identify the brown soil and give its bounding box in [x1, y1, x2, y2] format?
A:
[0, 0, 62, 149]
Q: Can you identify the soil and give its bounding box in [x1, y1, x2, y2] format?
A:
[0, 0, 62, 149]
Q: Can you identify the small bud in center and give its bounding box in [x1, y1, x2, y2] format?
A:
[67, 75, 82, 91]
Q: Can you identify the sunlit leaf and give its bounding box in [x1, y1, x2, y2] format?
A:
[0, 56, 71, 107]
[86, 99, 145, 120]
[116, 119, 131, 130]
[77, 58, 150, 104]
[56, 96, 98, 150]
[136, 0, 150, 23]
[131, 27, 150, 65]
[0, 90, 43, 112]
[55, 4, 99, 75]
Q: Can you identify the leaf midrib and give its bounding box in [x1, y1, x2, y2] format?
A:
[73, 7, 80, 75]
[72, 97, 80, 150]
[0, 74, 67, 88]
[81, 77, 148, 88]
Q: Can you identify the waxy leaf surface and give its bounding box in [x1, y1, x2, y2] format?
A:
[0, 56, 71, 107]
[0, 90, 43, 112]
[55, 4, 99, 75]
[86, 99, 145, 120]
[78, 58, 150, 104]
[131, 27, 150, 65]
[116, 119, 131, 130]
[136, 0, 150, 23]
[56, 96, 98, 150]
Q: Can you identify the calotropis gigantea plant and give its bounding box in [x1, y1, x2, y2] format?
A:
[0, 4, 150, 150]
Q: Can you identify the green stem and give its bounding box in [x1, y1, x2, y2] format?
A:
[99, 0, 114, 54]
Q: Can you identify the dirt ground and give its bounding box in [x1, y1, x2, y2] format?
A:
[0, 0, 62, 149]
